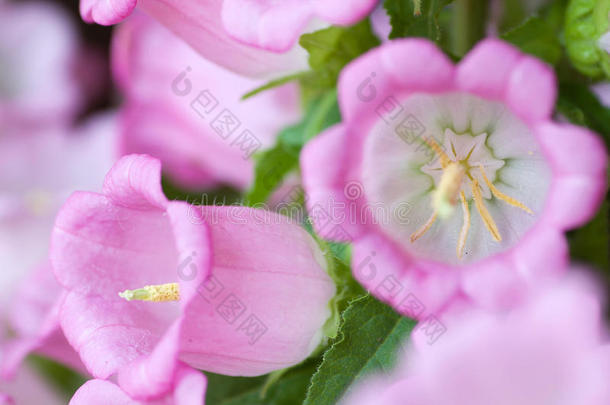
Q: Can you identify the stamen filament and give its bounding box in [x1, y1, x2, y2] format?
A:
[471, 179, 501, 242]
[423, 137, 451, 168]
[410, 211, 438, 242]
[478, 165, 533, 215]
[457, 191, 470, 258]
[119, 283, 180, 302]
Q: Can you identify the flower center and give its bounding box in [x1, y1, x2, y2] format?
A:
[361, 92, 551, 265]
[410, 133, 533, 258]
[119, 283, 180, 302]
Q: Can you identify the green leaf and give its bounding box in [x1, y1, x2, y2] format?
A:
[304, 295, 416, 405]
[557, 82, 610, 147]
[317, 240, 366, 340]
[205, 359, 319, 405]
[299, 20, 380, 90]
[245, 91, 340, 205]
[241, 72, 307, 100]
[500, 16, 562, 65]
[384, 0, 453, 41]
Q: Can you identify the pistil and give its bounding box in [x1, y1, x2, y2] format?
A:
[119, 283, 180, 302]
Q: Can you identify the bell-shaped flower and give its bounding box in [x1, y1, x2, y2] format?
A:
[113, 13, 300, 189]
[50, 154, 335, 400]
[301, 38, 607, 318]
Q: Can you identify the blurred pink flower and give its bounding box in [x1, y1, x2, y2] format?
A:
[0, 113, 118, 377]
[81, 0, 308, 77]
[0, 1, 89, 129]
[50, 154, 334, 399]
[71, 366, 206, 404]
[113, 13, 300, 189]
[345, 275, 610, 405]
[0, 363, 65, 405]
[301, 38, 607, 319]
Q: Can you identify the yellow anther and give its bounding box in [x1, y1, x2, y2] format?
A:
[457, 191, 470, 259]
[119, 283, 180, 302]
[478, 165, 533, 215]
[410, 211, 438, 243]
[471, 179, 501, 242]
[423, 137, 451, 169]
[433, 162, 465, 219]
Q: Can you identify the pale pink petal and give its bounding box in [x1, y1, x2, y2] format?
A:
[221, 0, 377, 52]
[178, 206, 335, 376]
[138, 0, 308, 78]
[506, 56, 556, 124]
[72, 366, 205, 404]
[456, 38, 523, 101]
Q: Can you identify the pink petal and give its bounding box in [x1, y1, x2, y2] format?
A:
[178, 206, 335, 376]
[1, 263, 83, 379]
[505, 55, 556, 124]
[137, 0, 308, 78]
[221, 0, 377, 52]
[338, 39, 454, 121]
[71, 365, 205, 404]
[221, 0, 314, 52]
[301, 124, 364, 240]
[456, 38, 523, 101]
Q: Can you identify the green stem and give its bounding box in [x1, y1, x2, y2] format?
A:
[451, 0, 489, 57]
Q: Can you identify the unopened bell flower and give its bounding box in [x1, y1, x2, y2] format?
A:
[50, 154, 335, 400]
[301, 38, 607, 318]
[566, 0, 610, 78]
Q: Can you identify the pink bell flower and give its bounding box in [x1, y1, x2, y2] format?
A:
[50, 154, 335, 400]
[113, 13, 300, 189]
[301, 38, 608, 319]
